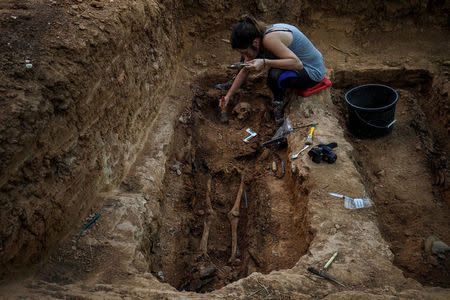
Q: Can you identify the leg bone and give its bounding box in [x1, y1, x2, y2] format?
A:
[228, 175, 244, 263]
[199, 177, 214, 256]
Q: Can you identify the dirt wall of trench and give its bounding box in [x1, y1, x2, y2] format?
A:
[0, 0, 187, 276]
[0, 0, 448, 279]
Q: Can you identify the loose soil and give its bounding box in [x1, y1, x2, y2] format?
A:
[147, 73, 311, 292]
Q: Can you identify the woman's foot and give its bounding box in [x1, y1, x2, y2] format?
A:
[214, 79, 234, 90]
[273, 100, 287, 125]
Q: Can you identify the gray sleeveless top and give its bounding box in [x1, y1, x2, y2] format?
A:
[264, 23, 325, 82]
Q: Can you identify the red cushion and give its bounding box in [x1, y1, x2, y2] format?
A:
[294, 77, 332, 97]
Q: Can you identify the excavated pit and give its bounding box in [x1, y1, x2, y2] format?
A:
[32, 67, 449, 296]
[147, 74, 312, 292]
[332, 70, 450, 287]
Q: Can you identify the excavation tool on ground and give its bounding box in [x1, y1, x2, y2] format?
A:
[307, 251, 345, 287]
[229, 62, 252, 69]
[76, 208, 103, 247]
[305, 124, 316, 145]
[291, 145, 310, 159]
[262, 135, 288, 148]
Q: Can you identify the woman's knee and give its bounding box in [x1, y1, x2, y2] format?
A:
[267, 68, 285, 89]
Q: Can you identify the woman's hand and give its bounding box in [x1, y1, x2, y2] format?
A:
[218, 95, 230, 110]
[220, 67, 251, 109]
[246, 58, 265, 71]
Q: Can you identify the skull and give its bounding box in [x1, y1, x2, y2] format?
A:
[232, 102, 252, 121]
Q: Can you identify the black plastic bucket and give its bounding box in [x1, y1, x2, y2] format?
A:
[345, 84, 398, 138]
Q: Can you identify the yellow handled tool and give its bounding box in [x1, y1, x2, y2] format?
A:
[219, 96, 228, 123]
[305, 124, 316, 145]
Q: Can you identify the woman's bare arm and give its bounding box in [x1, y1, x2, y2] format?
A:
[247, 32, 302, 71]
[223, 68, 249, 107]
[264, 32, 302, 69]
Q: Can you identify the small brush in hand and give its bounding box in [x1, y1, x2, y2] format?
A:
[219, 96, 228, 123]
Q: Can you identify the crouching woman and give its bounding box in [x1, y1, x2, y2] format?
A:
[220, 15, 326, 124]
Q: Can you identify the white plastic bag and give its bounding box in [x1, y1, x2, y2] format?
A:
[272, 117, 293, 140]
[329, 192, 373, 210]
[344, 196, 372, 209]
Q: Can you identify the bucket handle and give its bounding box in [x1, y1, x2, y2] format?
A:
[355, 110, 396, 129]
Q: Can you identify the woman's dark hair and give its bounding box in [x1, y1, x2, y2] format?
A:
[230, 15, 266, 49]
